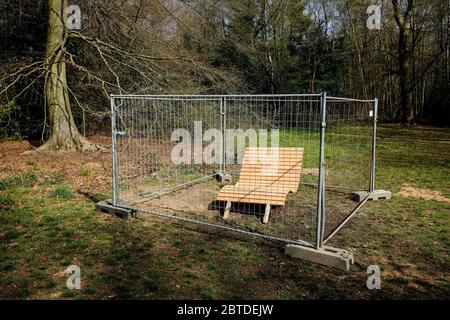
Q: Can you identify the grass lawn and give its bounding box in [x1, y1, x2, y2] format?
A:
[0, 126, 448, 299]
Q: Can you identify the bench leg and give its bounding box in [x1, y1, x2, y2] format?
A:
[263, 204, 271, 224]
[223, 201, 231, 220]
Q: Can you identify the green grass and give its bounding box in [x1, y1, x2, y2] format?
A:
[0, 126, 449, 299]
[51, 186, 74, 200]
[79, 167, 91, 177]
[0, 171, 37, 191]
[143, 166, 203, 186]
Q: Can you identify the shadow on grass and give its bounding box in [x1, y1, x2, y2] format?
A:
[77, 190, 109, 203]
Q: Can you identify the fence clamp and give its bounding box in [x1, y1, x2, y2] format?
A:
[115, 131, 127, 137]
[321, 122, 327, 128]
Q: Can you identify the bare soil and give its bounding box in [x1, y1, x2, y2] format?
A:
[397, 184, 450, 203]
[0, 136, 112, 194]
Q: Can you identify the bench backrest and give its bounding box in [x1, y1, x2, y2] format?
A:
[237, 147, 304, 193]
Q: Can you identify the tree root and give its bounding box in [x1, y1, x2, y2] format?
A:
[22, 135, 103, 155]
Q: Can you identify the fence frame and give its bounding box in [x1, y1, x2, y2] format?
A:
[106, 93, 380, 254]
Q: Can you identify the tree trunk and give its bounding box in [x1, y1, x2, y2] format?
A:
[398, 24, 413, 124]
[39, 0, 95, 152]
[262, 1, 275, 93]
[393, 0, 415, 124]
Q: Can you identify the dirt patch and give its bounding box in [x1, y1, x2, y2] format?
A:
[0, 136, 112, 194]
[397, 184, 450, 203]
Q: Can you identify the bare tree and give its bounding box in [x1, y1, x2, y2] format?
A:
[393, 0, 415, 124]
[0, 0, 233, 152]
[41, 0, 94, 151]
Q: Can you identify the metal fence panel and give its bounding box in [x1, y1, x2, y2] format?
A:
[322, 97, 376, 244]
[110, 94, 376, 247]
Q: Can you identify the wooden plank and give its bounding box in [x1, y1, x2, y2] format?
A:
[218, 190, 288, 197]
[239, 168, 302, 173]
[241, 166, 302, 170]
[242, 158, 303, 163]
[217, 194, 286, 202]
[240, 166, 302, 171]
[218, 193, 287, 199]
[216, 197, 285, 206]
[223, 201, 231, 220]
[217, 194, 286, 200]
[236, 183, 299, 189]
[217, 190, 287, 197]
[218, 188, 288, 197]
[239, 175, 302, 180]
[239, 173, 302, 178]
[263, 204, 271, 224]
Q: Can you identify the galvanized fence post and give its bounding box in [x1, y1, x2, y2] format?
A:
[111, 95, 120, 206]
[220, 97, 225, 173]
[370, 98, 378, 192]
[316, 92, 327, 249]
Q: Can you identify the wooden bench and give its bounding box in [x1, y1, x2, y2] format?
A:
[217, 147, 304, 223]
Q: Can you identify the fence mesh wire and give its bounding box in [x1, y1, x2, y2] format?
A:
[111, 94, 375, 246]
[323, 98, 375, 240]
